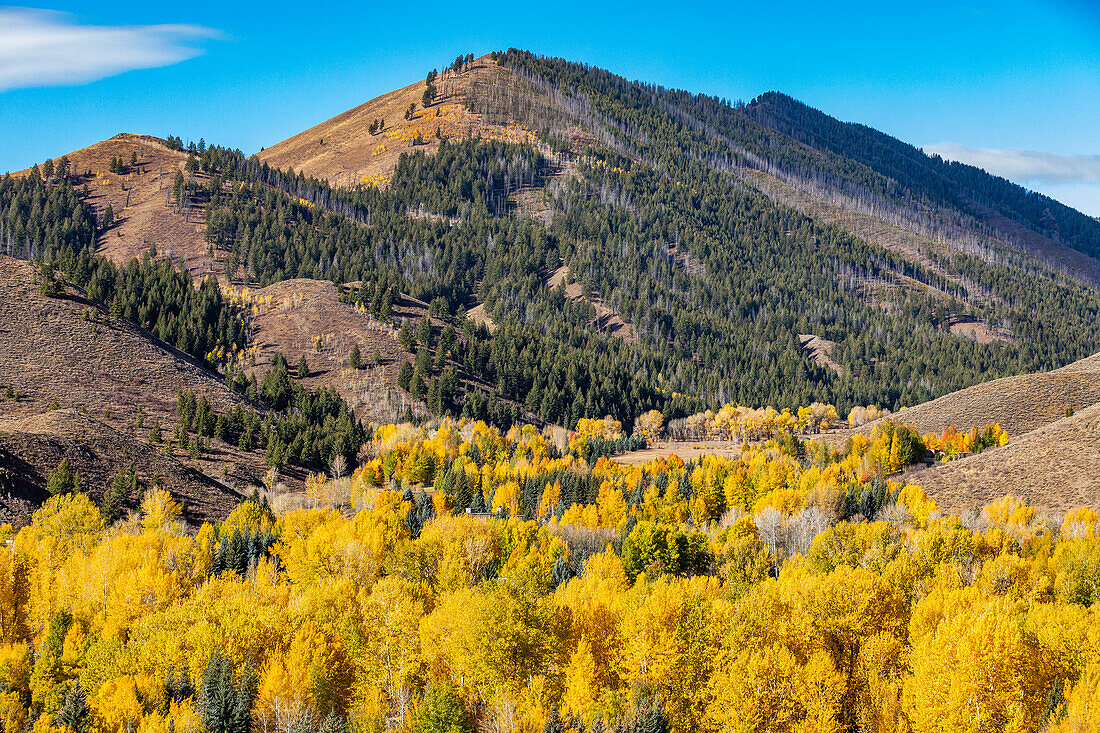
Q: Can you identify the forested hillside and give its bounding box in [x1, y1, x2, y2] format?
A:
[8, 51, 1100, 435]
[744, 91, 1100, 258]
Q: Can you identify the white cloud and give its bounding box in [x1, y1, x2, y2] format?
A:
[923, 142, 1100, 185]
[0, 7, 218, 91]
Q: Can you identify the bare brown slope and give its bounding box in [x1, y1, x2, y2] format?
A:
[257, 57, 535, 188]
[239, 279, 428, 424]
[15, 134, 217, 279]
[0, 410, 239, 529]
[0, 255, 278, 506]
[546, 265, 636, 343]
[910, 402, 1100, 516]
[817, 350, 1100, 449]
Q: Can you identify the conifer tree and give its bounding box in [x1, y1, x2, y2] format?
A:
[56, 680, 89, 733]
[46, 458, 80, 495]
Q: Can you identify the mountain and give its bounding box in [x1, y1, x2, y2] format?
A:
[6, 48, 1100, 519]
[258, 58, 541, 189]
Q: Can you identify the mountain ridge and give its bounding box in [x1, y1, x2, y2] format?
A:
[6, 47, 1100, 517]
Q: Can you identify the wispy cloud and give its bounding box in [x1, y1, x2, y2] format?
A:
[923, 142, 1100, 185]
[0, 8, 218, 92]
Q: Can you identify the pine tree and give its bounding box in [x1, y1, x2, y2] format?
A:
[633, 696, 669, 733]
[198, 651, 254, 733]
[232, 660, 256, 733]
[349, 344, 361, 370]
[173, 170, 185, 205]
[102, 464, 136, 522]
[46, 458, 80, 495]
[297, 355, 309, 379]
[56, 680, 89, 733]
[544, 707, 564, 733]
[398, 362, 414, 391]
[414, 682, 469, 733]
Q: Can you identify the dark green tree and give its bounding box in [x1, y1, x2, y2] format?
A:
[46, 458, 80, 495]
[398, 361, 414, 391]
[414, 682, 469, 733]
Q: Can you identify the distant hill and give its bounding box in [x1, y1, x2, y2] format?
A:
[744, 91, 1100, 267]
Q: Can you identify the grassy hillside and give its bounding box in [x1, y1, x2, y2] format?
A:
[14, 133, 219, 279]
[258, 56, 539, 188]
[0, 409, 240, 528]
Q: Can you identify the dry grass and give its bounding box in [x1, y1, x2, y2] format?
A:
[465, 303, 497, 333]
[798, 334, 842, 374]
[948, 318, 1014, 345]
[0, 255, 291, 522]
[257, 57, 536, 189]
[546, 264, 636, 343]
[15, 134, 217, 280]
[615, 441, 743, 466]
[910, 401, 1100, 515]
[240, 278, 430, 424]
[0, 410, 240, 529]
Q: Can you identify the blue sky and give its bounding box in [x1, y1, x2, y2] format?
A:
[3, 0, 1100, 213]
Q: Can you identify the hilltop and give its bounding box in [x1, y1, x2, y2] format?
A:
[14, 133, 218, 279]
[258, 56, 540, 189]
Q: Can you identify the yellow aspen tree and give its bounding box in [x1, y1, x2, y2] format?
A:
[562, 638, 600, 720]
[0, 549, 30, 642]
[140, 490, 181, 533]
